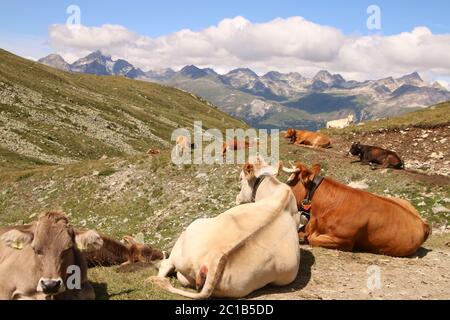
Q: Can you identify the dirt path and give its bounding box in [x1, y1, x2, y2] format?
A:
[249, 234, 450, 300]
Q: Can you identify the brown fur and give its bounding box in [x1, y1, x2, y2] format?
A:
[82, 233, 164, 267]
[284, 129, 331, 148]
[0, 211, 95, 300]
[286, 162, 430, 257]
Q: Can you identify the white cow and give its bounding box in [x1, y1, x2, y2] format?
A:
[326, 114, 355, 129]
[149, 157, 301, 299]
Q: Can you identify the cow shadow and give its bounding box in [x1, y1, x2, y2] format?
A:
[246, 248, 315, 299]
[91, 282, 135, 300]
[410, 247, 432, 258]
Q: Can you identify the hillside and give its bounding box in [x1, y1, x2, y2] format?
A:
[0, 101, 449, 299]
[0, 49, 247, 169]
[1, 50, 449, 300]
[40, 51, 450, 130]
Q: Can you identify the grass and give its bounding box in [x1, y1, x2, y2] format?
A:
[323, 100, 450, 135]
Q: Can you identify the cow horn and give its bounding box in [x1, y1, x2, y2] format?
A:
[281, 166, 300, 174]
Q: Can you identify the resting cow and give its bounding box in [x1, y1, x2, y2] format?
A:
[281, 162, 431, 257]
[326, 114, 354, 129]
[0, 211, 102, 300]
[348, 142, 404, 169]
[149, 157, 300, 299]
[284, 128, 331, 148]
[83, 234, 166, 267]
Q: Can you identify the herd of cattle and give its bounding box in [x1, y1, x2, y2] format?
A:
[0, 127, 429, 300]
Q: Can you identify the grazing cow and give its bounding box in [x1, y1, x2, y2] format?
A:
[83, 234, 166, 267]
[222, 138, 253, 157]
[281, 162, 431, 257]
[175, 136, 195, 156]
[149, 157, 300, 299]
[326, 114, 355, 129]
[284, 129, 331, 148]
[349, 142, 404, 169]
[0, 211, 103, 300]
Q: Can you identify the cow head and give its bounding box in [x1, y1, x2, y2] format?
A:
[0, 211, 103, 296]
[236, 156, 281, 205]
[281, 162, 322, 203]
[349, 142, 362, 156]
[122, 236, 165, 263]
[284, 128, 296, 139]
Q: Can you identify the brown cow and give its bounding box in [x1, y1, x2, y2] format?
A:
[0, 211, 102, 300]
[281, 162, 430, 257]
[175, 136, 195, 156]
[284, 129, 331, 148]
[349, 142, 404, 169]
[222, 139, 253, 157]
[83, 234, 166, 267]
[146, 148, 161, 156]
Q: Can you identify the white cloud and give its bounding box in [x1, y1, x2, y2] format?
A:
[47, 16, 450, 81]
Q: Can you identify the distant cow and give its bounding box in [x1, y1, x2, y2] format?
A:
[281, 162, 430, 257]
[0, 211, 102, 300]
[146, 148, 161, 156]
[349, 142, 404, 169]
[285, 129, 331, 148]
[175, 136, 195, 156]
[326, 114, 354, 129]
[83, 234, 166, 267]
[222, 139, 254, 157]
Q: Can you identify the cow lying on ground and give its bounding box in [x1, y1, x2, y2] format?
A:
[281, 162, 431, 257]
[326, 114, 354, 129]
[284, 128, 331, 148]
[83, 234, 166, 267]
[149, 157, 300, 299]
[146, 148, 161, 156]
[349, 142, 404, 169]
[0, 211, 103, 300]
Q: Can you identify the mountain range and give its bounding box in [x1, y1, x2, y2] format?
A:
[39, 51, 450, 130]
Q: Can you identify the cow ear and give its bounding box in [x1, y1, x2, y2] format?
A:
[0, 229, 34, 250]
[75, 230, 103, 252]
[243, 163, 255, 179]
[311, 164, 322, 176]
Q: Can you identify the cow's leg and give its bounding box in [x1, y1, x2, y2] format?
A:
[308, 234, 354, 251]
[157, 258, 175, 278]
[177, 272, 195, 288]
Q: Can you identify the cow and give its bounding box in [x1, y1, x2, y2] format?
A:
[280, 162, 431, 257]
[148, 157, 301, 299]
[0, 211, 103, 300]
[83, 234, 166, 267]
[348, 142, 404, 169]
[146, 148, 161, 156]
[284, 129, 331, 148]
[326, 114, 355, 129]
[175, 136, 195, 157]
[222, 138, 253, 157]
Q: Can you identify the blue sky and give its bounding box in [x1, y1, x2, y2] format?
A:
[1, 0, 450, 84]
[2, 0, 450, 39]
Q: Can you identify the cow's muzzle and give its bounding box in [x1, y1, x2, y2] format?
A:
[38, 278, 64, 295]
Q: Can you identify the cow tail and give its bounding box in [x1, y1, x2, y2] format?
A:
[156, 188, 291, 299]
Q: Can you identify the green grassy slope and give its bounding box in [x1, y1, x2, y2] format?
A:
[323, 100, 450, 135]
[0, 49, 247, 169]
